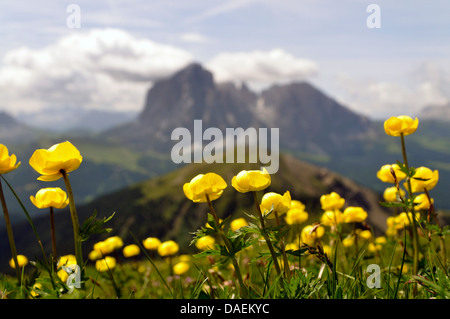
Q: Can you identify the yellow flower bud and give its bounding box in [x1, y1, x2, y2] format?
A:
[173, 262, 190, 275]
[320, 192, 345, 211]
[230, 218, 249, 231]
[123, 244, 140, 258]
[195, 235, 215, 250]
[95, 256, 116, 272]
[143, 237, 161, 250]
[260, 191, 291, 219]
[377, 164, 406, 183]
[408, 167, 439, 193]
[157, 240, 179, 257]
[320, 210, 344, 227]
[384, 115, 418, 137]
[9, 255, 28, 269]
[413, 193, 434, 211]
[285, 208, 308, 225]
[231, 168, 271, 193]
[383, 186, 405, 202]
[183, 173, 227, 203]
[343, 207, 368, 223]
[0, 144, 21, 175]
[30, 187, 69, 209]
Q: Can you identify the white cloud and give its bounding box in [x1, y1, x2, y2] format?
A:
[330, 62, 450, 119]
[179, 33, 209, 43]
[0, 28, 193, 115]
[206, 49, 318, 90]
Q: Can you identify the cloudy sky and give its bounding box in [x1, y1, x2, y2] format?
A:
[1, 0, 450, 121]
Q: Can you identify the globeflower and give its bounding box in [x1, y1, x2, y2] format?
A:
[260, 191, 291, 219]
[383, 186, 405, 203]
[157, 240, 179, 257]
[183, 173, 227, 203]
[195, 235, 215, 250]
[408, 167, 439, 193]
[384, 115, 419, 137]
[377, 164, 406, 183]
[123, 244, 140, 258]
[30, 187, 69, 209]
[95, 256, 116, 272]
[173, 262, 190, 276]
[320, 210, 344, 227]
[285, 207, 308, 225]
[230, 218, 249, 231]
[9, 255, 28, 269]
[413, 193, 434, 211]
[0, 144, 21, 175]
[29, 141, 83, 182]
[320, 192, 345, 211]
[231, 168, 271, 193]
[143, 237, 161, 250]
[301, 224, 325, 246]
[342, 207, 368, 223]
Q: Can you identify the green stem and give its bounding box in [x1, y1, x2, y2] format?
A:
[275, 212, 291, 281]
[400, 133, 419, 297]
[49, 206, 58, 268]
[0, 177, 21, 284]
[61, 170, 83, 273]
[205, 194, 249, 298]
[252, 191, 282, 277]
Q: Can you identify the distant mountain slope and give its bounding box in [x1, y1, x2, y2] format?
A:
[0, 153, 391, 272]
[0, 111, 41, 145]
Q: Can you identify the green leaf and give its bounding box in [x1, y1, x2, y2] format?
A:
[79, 210, 114, 242]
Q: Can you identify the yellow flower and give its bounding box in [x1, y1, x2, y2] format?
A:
[356, 229, 372, 240]
[93, 240, 115, 256]
[343, 207, 368, 223]
[30, 187, 69, 209]
[285, 242, 300, 251]
[0, 144, 21, 174]
[95, 256, 116, 272]
[414, 193, 434, 211]
[183, 173, 227, 203]
[157, 240, 179, 257]
[377, 164, 406, 183]
[301, 224, 325, 246]
[231, 168, 271, 193]
[9, 255, 28, 269]
[260, 191, 291, 219]
[285, 208, 308, 225]
[394, 212, 420, 229]
[230, 218, 249, 231]
[342, 236, 355, 247]
[320, 192, 345, 211]
[123, 244, 140, 258]
[31, 283, 43, 297]
[29, 141, 83, 182]
[195, 235, 215, 250]
[88, 249, 102, 261]
[383, 186, 405, 202]
[384, 115, 419, 137]
[320, 210, 344, 227]
[291, 200, 306, 210]
[143, 237, 161, 250]
[104, 236, 124, 250]
[58, 254, 77, 267]
[408, 167, 439, 193]
[173, 262, 190, 275]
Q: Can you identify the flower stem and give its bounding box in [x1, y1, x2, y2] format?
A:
[61, 170, 83, 273]
[252, 191, 282, 278]
[275, 212, 291, 281]
[49, 206, 58, 268]
[205, 194, 249, 298]
[0, 178, 21, 284]
[400, 133, 419, 297]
